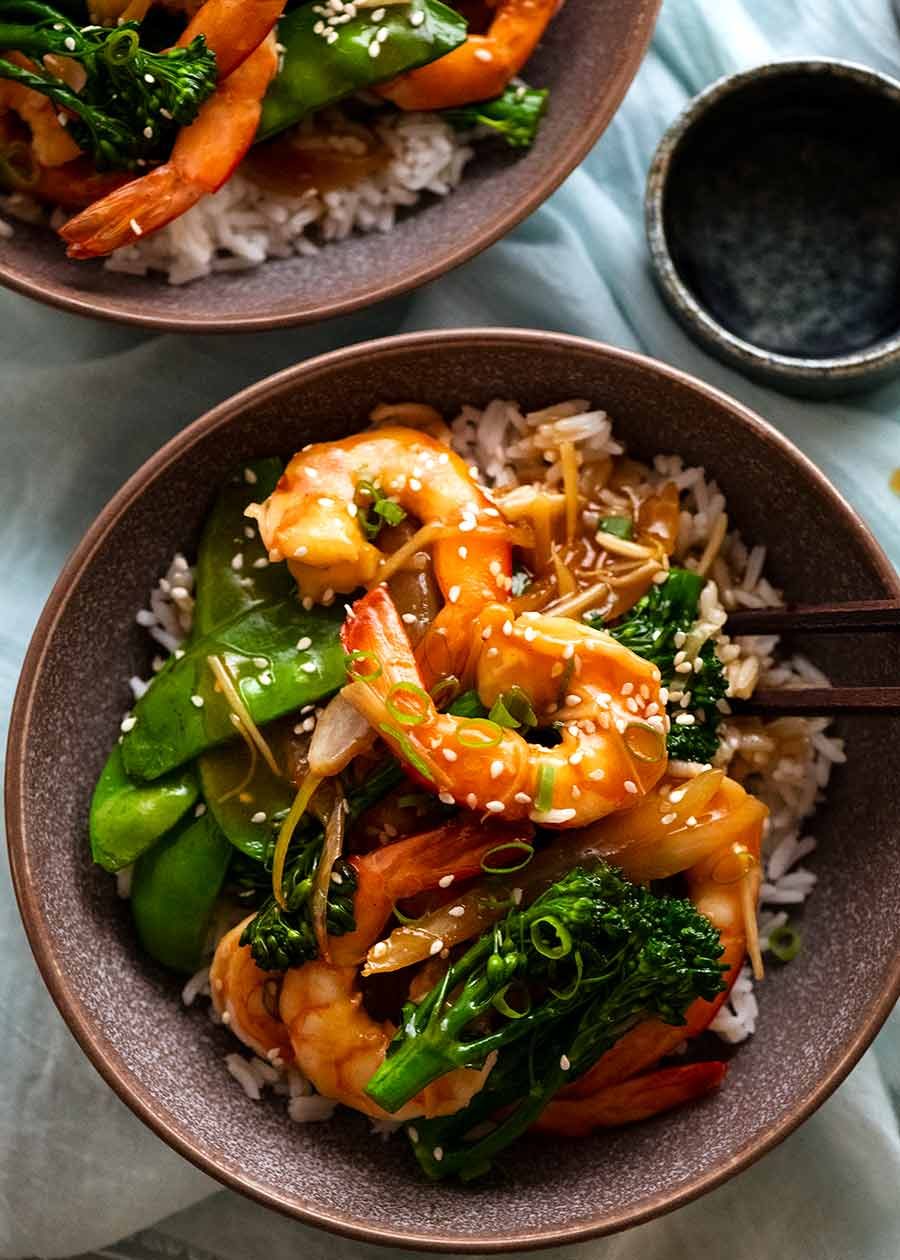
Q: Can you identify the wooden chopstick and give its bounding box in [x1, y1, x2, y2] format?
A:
[731, 687, 900, 716]
[724, 599, 900, 636]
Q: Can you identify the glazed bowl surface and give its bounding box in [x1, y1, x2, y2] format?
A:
[7, 329, 900, 1250]
[0, 0, 658, 331]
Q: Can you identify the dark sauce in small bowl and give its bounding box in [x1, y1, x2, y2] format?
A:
[646, 61, 900, 394]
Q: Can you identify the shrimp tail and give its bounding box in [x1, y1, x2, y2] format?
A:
[60, 163, 196, 258]
[534, 1062, 727, 1136]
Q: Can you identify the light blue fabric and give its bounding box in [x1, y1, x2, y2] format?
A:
[1, 1, 899, 1256]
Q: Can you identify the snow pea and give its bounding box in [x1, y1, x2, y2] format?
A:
[199, 715, 298, 861]
[121, 598, 345, 780]
[130, 810, 232, 974]
[89, 743, 199, 872]
[194, 458, 293, 639]
[258, 0, 468, 142]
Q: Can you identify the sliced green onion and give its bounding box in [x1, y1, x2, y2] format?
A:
[492, 981, 532, 1020]
[624, 722, 666, 763]
[598, 515, 634, 540]
[378, 723, 435, 782]
[488, 687, 537, 731]
[430, 675, 461, 710]
[345, 649, 382, 682]
[104, 27, 139, 65]
[480, 839, 534, 875]
[530, 914, 572, 960]
[386, 681, 432, 727]
[457, 718, 504, 749]
[548, 949, 584, 1001]
[397, 792, 433, 810]
[392, 902, 422, 926]
[768, 922, 801, 963]
[535, 762, 557, 813]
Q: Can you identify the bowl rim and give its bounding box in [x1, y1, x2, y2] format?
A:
[0, 0, 660, 334]
[7, 327, 900, 1250]
[644, 57, 900, 388]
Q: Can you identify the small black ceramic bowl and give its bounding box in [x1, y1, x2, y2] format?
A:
[646, 60, 900, 396]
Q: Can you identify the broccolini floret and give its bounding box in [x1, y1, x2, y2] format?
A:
[0, 0, 216, 169]
[443, 83, 549, 149]
[590, 568, 728, 763]
[364, 862, 725, 1176]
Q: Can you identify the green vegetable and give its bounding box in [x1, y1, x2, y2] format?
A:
[488, 687, 537, 731]
[89, 743, 199, 873]
[446, 689, 487, 720]
[239, 758, 404, 969]
[120, 599, 345, 781]
[363, 863, 725, 1177]
[594, 568, 728, 764]
[356, 479, 407, 542]
[768, 921, 801, 963]
[194, 458, 293, 639]
[443, 83, 549, 149]
[130, 811, 231, 973]
[598, 514, 634, 540]
[509, 566, 532, 598]
[258, 0, 467, 142]
[198, 717, 297, 861]
[0, 0, 216, 169]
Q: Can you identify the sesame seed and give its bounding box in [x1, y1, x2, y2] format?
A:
[562, 643, 575, 660]
[120, 715, 136, 733]
[231, 553, 244, 572]
[244, 468, 258, 485]
[670, 787, 687, 803]
[190, 695, 204, 708]
[686, 816, 698, 827]
[314, 18, 325, 30]
[474, 46, 492, 61]
[565, 694, 581, 707]
[661, 812, 677, 825]
[294, 545, 308, 559]
[514, 791, 532, 805]
[372, 941, 388, 958]
[438, 874, 455, 888]
[502, 620, 513, 636]
[252, 557, 269, 569]
[448, 585, 461, 604]
[301, 661, 316, 674]
[442, 748, 458, 762]
[194, 802, 207, 817]
[533, 807, 577, 823]
[621, 682, 634, 696]
[485, 800, 505, 813]
[408, 476, 421, 490]
[490, 759, 504, 780]
[466, 792, 478, 809]
[523, 626, 537, 642]
[410, 7, 424, 22]
[457, 545, 468, 559]
[448, 905, 465, 918]
[252, 656, 268, 668]
[675, 661, 693, 674]
[459, 516, 476, 532]
[407, 1124, 418, 1141]
[221, 1011, 231, 1025]
[675, 713, 696, 726]
[487, 646, 499, 658]
[251, 811, 267, 823]
[129, 217, 143, 236]
[301, 716, 316, 732]
[568, 750, 584, 765]
[439, 792, 456, 805]
[433, 1146, 444, 1161]
[64, 34, 76, 49]
[560, 1054, 571, 1071]
[511, 886, 524, 905]
[368, 39, 381, 55]
[322, 589, 335, 605]
[429, 939, 444, 956]
[624, 779, 638, 794]
[626, 697, 640, 713]
[588, 767, 606, 781]
[481, 625, 492, 640]
[331, 870, 343, 884]
[142, 125, 153, 139]
[296, 636, 312, 651]
[402, 612, 417, 625]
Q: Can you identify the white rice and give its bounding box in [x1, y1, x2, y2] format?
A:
[0, 112, 473, 286]
[451, 398, 845, 1045]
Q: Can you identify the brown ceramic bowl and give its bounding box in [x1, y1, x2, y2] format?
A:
[7, 329, 900, 1250]
[0, 0, 658, 332]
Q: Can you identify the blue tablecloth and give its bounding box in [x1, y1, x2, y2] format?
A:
[2, 1, 899, 1257]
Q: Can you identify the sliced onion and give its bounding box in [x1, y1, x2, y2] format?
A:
[312, 782, 346, 962]
[308, 691, 374, 777]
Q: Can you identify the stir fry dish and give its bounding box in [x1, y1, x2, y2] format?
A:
[0, 0, 553, 274]
[91, 399, 817, 1181]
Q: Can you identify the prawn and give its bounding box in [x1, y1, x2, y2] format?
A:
[210, 917, 295, 1065]
[280, 960, 492, 1120]
[59, 0, 285, 258]
[0, 55, 81, 168]
[342, 585, 667, 827]
[334, 815, 533, 965]
[250, 428, 512, 686]
[535, 807, 765, 1134]
[377, 0, 558, 111]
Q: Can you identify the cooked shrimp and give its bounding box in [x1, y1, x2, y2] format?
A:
[342, 586, 667, 827]
[333, 815, 533, 965]
[280, 961, 492, 1120]
[377, 0, 558, 110]
[0, 56, 81, 168]
[250, 428, 512, 685]
[536, 809, 765, 1134]
[59, 0, 284, 258]
[210, 917, 294, 1064]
